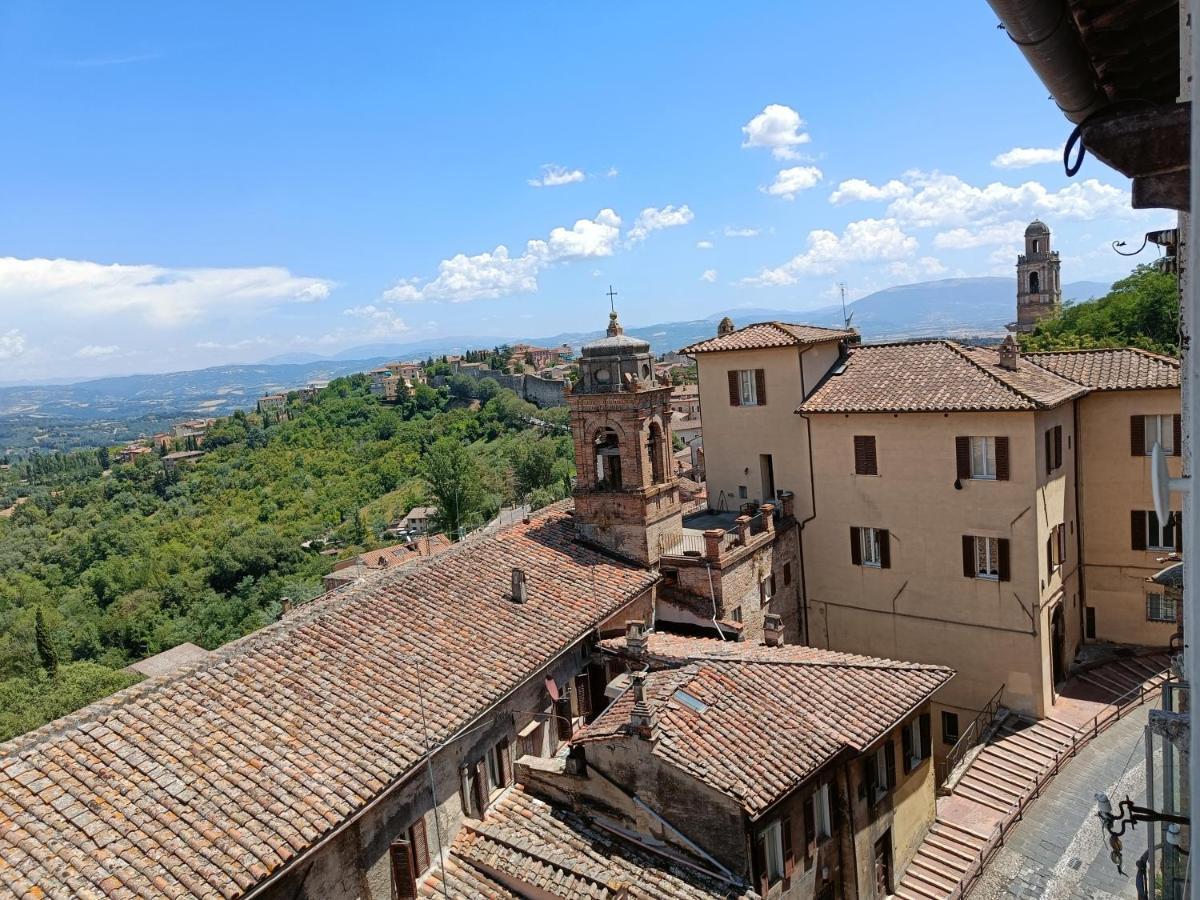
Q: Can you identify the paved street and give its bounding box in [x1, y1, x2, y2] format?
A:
[971, 705, 1152, 900]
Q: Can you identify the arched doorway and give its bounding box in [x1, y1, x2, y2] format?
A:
[1051, 605, 1066, 686]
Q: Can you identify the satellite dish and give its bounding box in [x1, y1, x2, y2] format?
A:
[1151, 442, 1190, 527]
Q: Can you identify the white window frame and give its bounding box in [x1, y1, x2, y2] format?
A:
[813, 783, 832, 839]
[907, 718, 924, 770]
[969, 436, 996, 480]
[975, 536, 1000, 580]
[871, 747, 890, 799]
[1147, 591, 1178, 623]
[760, 820, 785, 882]
[1147, 510, 1178, 551]
[860, 527, 882, 568]
[738, 369, 759, 407]
[485, 744, 505, 797]
[1144, 415, 1175, 455]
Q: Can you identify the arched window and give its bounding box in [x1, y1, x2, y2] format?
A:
[1029, 271, 1040, 294]
[646, 422, 665, 484]
[594, 428, 622, 490]
[1032, 239, 1040, 253]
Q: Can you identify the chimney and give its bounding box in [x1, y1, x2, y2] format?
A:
[778, 490, 796, 520]
[998, 334, 1020, 371]
[717, 316, 735, 337]
[763, 613, 785, 647]
[629, 672, 653, 738]
[625, 620, 648, 657]
[281, 597, 293, 614]
[511, 568, 528, 603]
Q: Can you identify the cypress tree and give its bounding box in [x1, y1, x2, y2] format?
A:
[35, 607, 58, 677]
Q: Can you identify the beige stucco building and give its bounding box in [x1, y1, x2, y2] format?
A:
[686, 321, 1181, 751]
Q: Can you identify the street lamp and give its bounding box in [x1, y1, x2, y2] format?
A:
[1096, 792, 1190, 877]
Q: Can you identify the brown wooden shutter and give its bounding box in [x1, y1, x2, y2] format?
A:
[998, 539, 1011, 582]
[879, 530, 891, 569]
[1174, 415, 1182, 456]
[1044, 429, 1052, 475]
[390, 838, 418, 899]
[1131, 510, 1147, 551]
[901, 720, 914, 774]
[1131, 415, 1145, 456]
[410, 816, 430, 875]
[919, 712, 932, 759]
[884, 739, 896, 791]
[850, 527, 862, 565]
[1054, 426, 1063, 469]
[955, 436, 970, 480]
[962, 535, 975, 578]
[803, 796, 817, 860]
[753, 833, 768, 896]
[727, 371, 740, 406]
[995, 436, 1010, 481]
[755, 369, 767, 406]
[498, 739, 513, 786]
[459, 764, 475, 817]
[574, 674, 592, 720]
[782, 815, 795, 878]
[863, 755, 877, 800]
[473, 760, 487, 815]
[854, 435, 877, 475]
[555, 696, 573, 741]
[1175, 512, 1184, 551]
[1046, 535, 1053, 580]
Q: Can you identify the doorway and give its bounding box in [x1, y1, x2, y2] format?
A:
[1051, 604, 1066, 685]
[759, 453, 775, 505]
[874, 832, 893, 897]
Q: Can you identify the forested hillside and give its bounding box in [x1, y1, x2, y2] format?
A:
[0, 374, 573, 739]
[1020, 264, 1179, 355]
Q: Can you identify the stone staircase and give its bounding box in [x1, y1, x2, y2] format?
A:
[894, 653, 1171, 900]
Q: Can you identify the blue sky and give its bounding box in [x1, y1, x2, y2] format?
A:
[0, 1, 1172, 380]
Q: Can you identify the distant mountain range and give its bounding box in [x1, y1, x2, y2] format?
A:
[0, 275, 1114, 450]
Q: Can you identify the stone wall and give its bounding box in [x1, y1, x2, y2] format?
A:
[435, 366, 566, 407]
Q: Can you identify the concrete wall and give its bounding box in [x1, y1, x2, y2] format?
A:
[696, 342, 840, 518]
[1076, 388, 1182, 646]
[805, 410, 1050, 726]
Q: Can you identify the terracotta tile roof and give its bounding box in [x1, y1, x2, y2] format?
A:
[681, 322, 855, 354]
[577, 638, 952, 817]
[419, 787, 754, 899]
[1023, 348, 1180, 391]
[799, 340, 1087, 413]
[0, 505, 657, 900]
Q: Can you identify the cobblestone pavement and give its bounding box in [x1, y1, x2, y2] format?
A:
[971, 705, 1152, 900]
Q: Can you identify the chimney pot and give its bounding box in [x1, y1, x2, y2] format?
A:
[281, 597, 293, 614]
[763, 613, 785, 647]
[511, 568, 528, 603]
[629, 672, 653, 738]
[625, 620, 648, 656]
[998, 334, 1020, 371]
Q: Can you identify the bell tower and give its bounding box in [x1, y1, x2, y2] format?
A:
[1014, 219, 1062, 332]
[568, 310, 682, 566]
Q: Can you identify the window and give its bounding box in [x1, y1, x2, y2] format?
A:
[730, 605, 742, 623]
[760, 574, 775, 605]
[1029, 271, 1040, 294]
[759, 820, 786, 883]
[853, 435, 878, 475]
[783, 562, 793, 586]
[963, 535, 1009, 581]
[1086, 606, 1096, 639]
[594, 429, 622, 490]
[813, 783, 832, 839]
[728, 369, 766, 407]
[970, 436, 995, 479]
[902, 713, 932, 773]
[408, 817, 430, 876]
[1045, 425, 1062, 474]
[1147, 591, 1178, 623]
[1135, 510, 1180, 551]
[863, 742, 894, 803]
[1133, 414, 1181, 457]
[850, 526, 890, 569]
[1047, 523, 1066, 576]
[941, 711, 960, 745]
[738, 485, 748, 500]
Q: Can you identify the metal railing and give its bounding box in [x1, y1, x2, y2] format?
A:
[747, 512, 767, 537]
[937, 684, 1006, 787]
[950, 669, 1172, 900]
[660, 532, 706, 557]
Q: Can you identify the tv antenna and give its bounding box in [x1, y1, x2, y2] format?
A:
[839, 282, 854, 329]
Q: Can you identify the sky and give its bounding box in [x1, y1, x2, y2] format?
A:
[0, 1, 1175, 381]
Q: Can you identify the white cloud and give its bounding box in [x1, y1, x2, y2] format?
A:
[0, 257, 333, 326]
[605, 167, 619, 178]
[886, 257, 948, 280]
[829, 178, 911, 205]
[723, 226, 760, 238]
[700, 269, 718, 283]
[74, 344, 119, 358]
[626, 205, 694, 244]
[528, 164, 586, 188]
[384, 209, 622, 303]
[886, 171, 1132, 228]
[742, 104, 811, 160]
[696, 240, 714, 250]
[763, 166, 823, 200]
[933, 220, 1028, 250]
[344, 304, 411, 335]
[741, 218, 918, 286]
[0, 329, 26, 360]
[991, 147, 1061, 169]
[195, 337, 270, 351]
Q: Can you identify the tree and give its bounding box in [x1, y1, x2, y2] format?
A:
[96, 446, 110, 470]
[35, 607, 58, 677]
[421, 437, 486, 537]
[510, 438, 558, 500]
[1021, 264, 1179, 355]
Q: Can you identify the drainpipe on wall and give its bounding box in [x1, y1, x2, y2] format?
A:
[1072, 399, 1087, 647]
[796, 347, 818, 646]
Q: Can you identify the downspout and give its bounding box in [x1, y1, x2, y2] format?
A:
[838, 762, 860, 899]
[796, 347, 818, 645]
[985, 0, 1107, 124]
[705, 562, 726, 642]
[1072, 400, 1087, 645]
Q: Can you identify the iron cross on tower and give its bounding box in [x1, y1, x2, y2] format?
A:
[606, 285, 618, 312]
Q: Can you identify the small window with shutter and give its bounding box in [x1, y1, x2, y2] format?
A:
[854, 435, 878, 475]
[729, 369, 764, 406]
[851, 527, 890, 569]
[1136, 415, 1179, 456]
[964, 536, 1009, 581]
